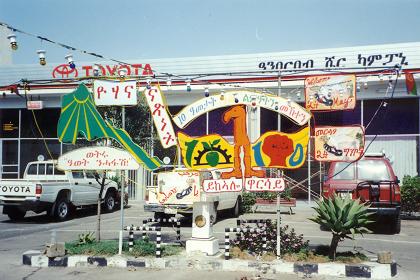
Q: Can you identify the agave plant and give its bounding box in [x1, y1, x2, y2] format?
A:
[77, 232, 96, 246]
[309, 194, 373, 260]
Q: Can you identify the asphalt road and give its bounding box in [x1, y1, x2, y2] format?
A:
[0, 202, 419, 280]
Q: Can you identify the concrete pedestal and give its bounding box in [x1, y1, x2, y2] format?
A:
[186, 200, 220, 256]
[186, 237, 219, 256]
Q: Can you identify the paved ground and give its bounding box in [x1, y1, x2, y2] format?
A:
[0, 201, 419, 279]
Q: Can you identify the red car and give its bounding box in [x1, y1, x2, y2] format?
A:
[323, 153, 401, 233]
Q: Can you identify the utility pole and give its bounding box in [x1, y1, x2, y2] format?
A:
[118, 106, 126, 255]
[276, 71, 281, 259]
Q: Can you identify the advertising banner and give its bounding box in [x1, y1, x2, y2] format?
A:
[178, 126, 309, 170]
[203, 178, 243, 193]
[144, 86, 177, 148]
[57, 146, 140, 170]
[93, 79, 138, 106]
[314, 125, 365, 162]
[202, 177, 285, 193]
[174, 90, 311, 128]
[156, 171, 200, 205]
[305, 75, 356, 111]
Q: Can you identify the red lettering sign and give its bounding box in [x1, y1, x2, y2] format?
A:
[52, 63, 153, 78]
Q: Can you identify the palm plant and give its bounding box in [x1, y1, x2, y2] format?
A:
[309, 194, 373, 260]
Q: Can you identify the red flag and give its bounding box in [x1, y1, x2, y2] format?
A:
[405, 71, 417, 95]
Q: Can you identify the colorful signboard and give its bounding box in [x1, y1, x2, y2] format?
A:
[93, 80, 138, 106]
[57, 146, 140, 170]
[174, 90, 311, 128]
[203, 178, 243, 193]
[57, 84, 162, 170]
[143, 86, 177, 148]
[156, 171, 200, 205]
[252, 127, 309, 169]
[314, 125, 365, 162]
[244, 177, 285, 192]
[178, 126, 309, 171]
[202, 177, 285, 193]
[305, 75, 356, 111]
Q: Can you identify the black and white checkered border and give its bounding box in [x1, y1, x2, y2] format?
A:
[22, 251, 397, 278]
[22, 251, 397, 279]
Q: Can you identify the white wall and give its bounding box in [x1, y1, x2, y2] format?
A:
[365, 136, 418, 179]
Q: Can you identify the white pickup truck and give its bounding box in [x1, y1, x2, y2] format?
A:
[144, 169, 242, 222]
[0, 160, 121, 221]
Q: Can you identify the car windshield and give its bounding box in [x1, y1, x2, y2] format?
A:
[332, 162, 355, 180]
[357, 159, 390, 180]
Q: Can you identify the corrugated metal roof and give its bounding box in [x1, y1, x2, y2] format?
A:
[1, 42, 420, 86]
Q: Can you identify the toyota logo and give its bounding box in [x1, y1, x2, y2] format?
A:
[52, 64, 78, 78]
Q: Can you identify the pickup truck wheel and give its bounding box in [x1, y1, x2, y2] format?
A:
[103, 191, 116, 213]
[232, 197, 242, 217]
[55, 198, 70, 221]
[7, 208, 26, 221]
[210, 203, 218, 225]
[392, 213, 401, 234]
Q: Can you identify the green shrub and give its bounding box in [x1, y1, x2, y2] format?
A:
[401, 175, 420, 213]
[242, 192, 256, 213]
[66, 240, 118, 256]
[232, 220, 309, 256]
[66, 238, 180, 257]
[77, 232, 96, 245]
[255, 187, 292, 201]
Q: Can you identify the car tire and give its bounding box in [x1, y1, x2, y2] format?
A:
[7, 207, 26, 221]
[392, 213, 401, 234]
[54, 197, 71, 221]
[232, 197, 242, 217]
[210, 203, 218, 225]
[103, 191, 116, 213]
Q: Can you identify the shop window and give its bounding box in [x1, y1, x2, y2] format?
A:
[260, 108, 278, 134]
[208, 107, 234, 136]
[2, 140, 18, 165]
[168, 106, 206, 137]
[20, 109, 60, 138]
[0, 109, 19, 138]
[363, 98, 419, 135]
[313, 101, 361, 126]
[280, 116, 304, 133]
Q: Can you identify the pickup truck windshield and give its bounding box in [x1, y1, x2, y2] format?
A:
[357, 160, 390, 180]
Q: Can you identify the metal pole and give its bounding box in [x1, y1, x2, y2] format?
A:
[118, 106, 126, 255]
[308, 119, 311, 204]
[319, 161, 322, 199]
[276, 71, 281, 259]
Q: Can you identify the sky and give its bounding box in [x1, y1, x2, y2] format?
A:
[1, 0, 420, 65]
